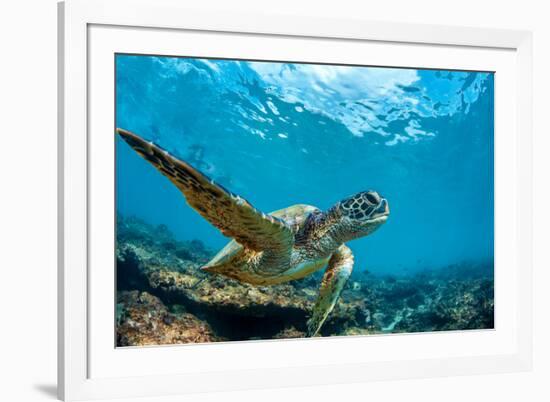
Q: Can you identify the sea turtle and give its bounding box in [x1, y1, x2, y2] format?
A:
[117, 128, 390, 337]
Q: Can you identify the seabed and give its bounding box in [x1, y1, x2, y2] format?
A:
[116, 215, 494, 346]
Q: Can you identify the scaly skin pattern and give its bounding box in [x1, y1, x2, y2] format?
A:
[306, 244, 354, 337]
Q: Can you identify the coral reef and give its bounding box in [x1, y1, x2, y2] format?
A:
[116, 215, 494, 346]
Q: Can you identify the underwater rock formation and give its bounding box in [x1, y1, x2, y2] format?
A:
[116, 215, 494, 346]
[117, 290, 221, 346]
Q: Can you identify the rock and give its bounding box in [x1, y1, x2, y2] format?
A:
[116, 215, 494, 343]
[273, 326, 306, 339]
[116, 290, 221, 346]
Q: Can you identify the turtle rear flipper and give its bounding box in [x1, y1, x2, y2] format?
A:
[117, 128, 293, 256]
[306, 244, 354, 337]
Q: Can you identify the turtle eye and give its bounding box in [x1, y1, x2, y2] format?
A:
[365, 191, 380, 204]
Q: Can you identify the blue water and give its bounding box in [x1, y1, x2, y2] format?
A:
[116, 55, 494, 275]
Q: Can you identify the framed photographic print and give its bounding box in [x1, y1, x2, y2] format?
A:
[58, 0, 533, 400]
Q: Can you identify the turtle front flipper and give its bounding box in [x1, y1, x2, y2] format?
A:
[306, 244, 354, 337]
[117, 128, 293, 256]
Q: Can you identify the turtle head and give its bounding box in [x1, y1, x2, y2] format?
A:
[332, 190, 390, 240]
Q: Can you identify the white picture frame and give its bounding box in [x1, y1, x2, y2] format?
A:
[58, 0, 533, 400]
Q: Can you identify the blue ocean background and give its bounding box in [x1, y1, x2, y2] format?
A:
[115, 55, 494, 276]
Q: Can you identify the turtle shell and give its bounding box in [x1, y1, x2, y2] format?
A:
[203, 204, 319, 270]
